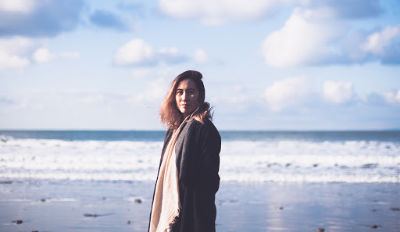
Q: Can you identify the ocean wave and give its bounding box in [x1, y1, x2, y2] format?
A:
[1, 138, 399, 183]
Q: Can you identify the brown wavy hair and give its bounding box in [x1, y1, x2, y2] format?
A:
[160, 70, 212, 129]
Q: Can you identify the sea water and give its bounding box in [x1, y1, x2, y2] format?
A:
[1, 130, 400, 232]
[1, 130, 399, 183]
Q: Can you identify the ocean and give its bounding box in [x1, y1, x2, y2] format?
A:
[1, 130, 400, 231]
[1, 130, 399, 183]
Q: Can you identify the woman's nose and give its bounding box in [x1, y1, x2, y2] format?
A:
[182, 91, 188, 101]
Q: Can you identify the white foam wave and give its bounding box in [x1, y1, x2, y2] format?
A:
[1, 138, 399, 183]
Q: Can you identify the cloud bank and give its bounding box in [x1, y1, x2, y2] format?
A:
[157, 0, 398, 67]
[261, 7, 400, 67]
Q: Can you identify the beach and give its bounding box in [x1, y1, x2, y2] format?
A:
[1, 180, 399, 232]
[0, 130, 399, 231]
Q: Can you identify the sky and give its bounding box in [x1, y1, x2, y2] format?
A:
[0, 0, 399, 130]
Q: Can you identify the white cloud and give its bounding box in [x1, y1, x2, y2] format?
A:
[323, 80, 354, 104]
[159, 0, 285, 25]
[0, 37, 34, 69]
[114, 39, 204, 67]
[264, 76, 313, 111]
[383, 89, 400, 104]
[0, 50, 30, 69]
[158, 47, 188, 64]
[261, 3, 400, 67]
[0, 36, 35, 55]
[33, 48, 54, 63]
[32, 49, 79, 64]
[194, 49, 208, 64]
[342, 25, 400, 64]
[261, 7, 341, 67]
[361, 25, 400, 63]
[113, 39, 154, 66]
[0, 37, 81, 69]
[0, 0, 36, 13]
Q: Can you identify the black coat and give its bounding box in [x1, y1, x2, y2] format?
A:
[148, 118, 221, 232]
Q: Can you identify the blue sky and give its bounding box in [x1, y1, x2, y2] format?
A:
[0, 0, 399, 130]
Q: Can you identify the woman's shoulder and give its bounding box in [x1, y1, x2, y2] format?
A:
[187, 117, 220, 138]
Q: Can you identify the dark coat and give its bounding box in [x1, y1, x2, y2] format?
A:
[148, 118, 221, 232]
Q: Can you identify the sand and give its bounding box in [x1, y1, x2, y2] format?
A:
[1, 180, 399, 232]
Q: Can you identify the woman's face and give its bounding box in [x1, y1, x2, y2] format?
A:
[175, 79, 200, 117]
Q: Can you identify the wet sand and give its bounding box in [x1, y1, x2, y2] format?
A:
[1, 180, 399, 232]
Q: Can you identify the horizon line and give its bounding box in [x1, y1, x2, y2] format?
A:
[1, 128, 400, 132]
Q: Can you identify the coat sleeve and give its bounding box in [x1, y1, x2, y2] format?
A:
[193, 121, 221, 232]
[175, 120, 221, 232]
[197, 122, 221, 193]
[178, 120, 221, 190]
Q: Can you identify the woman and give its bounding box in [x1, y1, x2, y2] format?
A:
[148, 70, 221, 232]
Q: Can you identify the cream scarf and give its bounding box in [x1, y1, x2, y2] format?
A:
[150, 116, 192, 232]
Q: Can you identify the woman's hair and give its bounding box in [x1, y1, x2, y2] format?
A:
[160, 70, 212, 129]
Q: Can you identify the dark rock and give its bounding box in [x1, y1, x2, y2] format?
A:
[313, 164, 318, 167]
[362, 163, 378, 168]
[317, 228, 325, 232]
[40, 198, 46, 202]
[0, 180, 12, 184]
[370, 225, 379, 229]
[32, 230, 39, 232]
[127, 220, 131, 224]
[372, 209, 377, 212]
[134, 198, 142, 204]
[83, 213, 98, 217]
[279, 206, 284, 210]
[83, 213, 113, 218]
[12, 219, 23, 224]
[390, 207, 400, 211]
